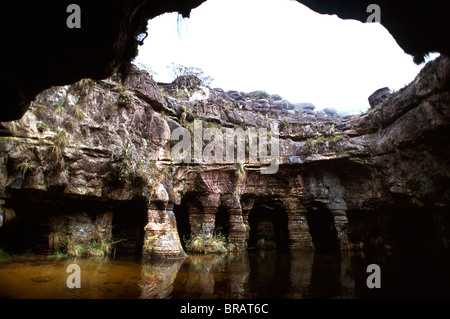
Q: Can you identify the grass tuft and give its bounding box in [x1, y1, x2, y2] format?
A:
[184, 230, 228, 254]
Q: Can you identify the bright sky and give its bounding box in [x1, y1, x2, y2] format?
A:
[135, 0, 439, 114]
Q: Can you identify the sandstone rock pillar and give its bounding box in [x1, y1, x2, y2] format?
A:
[284, 199, 314, 250]
[332, 210, 350, 251]
[143, 202, 186, 259]
[196, 193, 220, 238]
[240, 198, 256, 245]
[221, 194, 246, 251]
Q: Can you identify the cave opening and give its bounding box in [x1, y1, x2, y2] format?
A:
[215, 204, 229, 238]
[172, 194, 195, 250]
[111, 198, 148, 258]
[0, 190, 149, 258]
[0, 197, 54, 255]
[248, 200, 289, 251]
[135, 0, 439, 116]
[305, 205, 340, 253]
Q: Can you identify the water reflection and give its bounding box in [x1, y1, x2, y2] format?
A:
[288, 250, 314, 298]
[140, 258, 185, 299]
[1, 249, 450, 298]
[172, 254, 228, 298]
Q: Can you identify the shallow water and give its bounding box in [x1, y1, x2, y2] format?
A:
[1, 249, 450, 299]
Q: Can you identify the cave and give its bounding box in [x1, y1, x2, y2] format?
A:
[347, 205, 450, 256]
[172, 194, 195, 250]
[0, 0, 449, 301]
[214, 204, 230, 238]
[305, 205, 340, 253]
[110, 198, 148, 258]
[0, 190, 148, 258]
[248, 200, 289, 251]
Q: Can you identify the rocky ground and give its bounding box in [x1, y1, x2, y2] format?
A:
[1, 55, 449, 259]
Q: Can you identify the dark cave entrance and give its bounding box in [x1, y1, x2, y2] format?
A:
[0, 190, 148, 258]
[0, 196, 54, 254]
[248, 200, 289, 251]
[111, 198, 147, 258]
[215, 205, 230, 238]
[172, 194, 195, 250]
[306, 205, 340, 252]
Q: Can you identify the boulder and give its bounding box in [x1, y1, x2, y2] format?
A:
[227, 90, 245, 102]
[294, 103, 316, 110]
[368, 87, 391, 108]
[272, 100, 288, 110]
[256, 98, 270, 105]
[323, 107, 338, 116]
[271, 94, 283, 101]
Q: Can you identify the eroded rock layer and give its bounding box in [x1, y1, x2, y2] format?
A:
[1, 56, 449, 258]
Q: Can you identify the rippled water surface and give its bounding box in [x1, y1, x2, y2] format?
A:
[1, 250, 450, 299]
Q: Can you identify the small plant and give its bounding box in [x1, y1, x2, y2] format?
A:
[53, 101, 64, 115]
[36, 121, 51, 133]
[294, 108, 303, 117]
[48, 229, 67, 252]
[67, 243, 85, 257]
[15, 160, 36, 178]
[35, 104, 47, 117]
[118, 90, 133, 108]
[47, 252, 68, 259]
[74, 104, 85, 119]
[0, 248, 11, 260]
[51, 130, 67, 165]
[184, 230, 227, 254]
[247, 90, 272, 102]
[87, 240, 105, 257]
[235, 162, 247, 179]
[113, 83, 134, 108]
[281, 115, 289, 127]
[118, 142, 136, 184]
[168, 63, 213, 88]
[1, 207, 16, 223]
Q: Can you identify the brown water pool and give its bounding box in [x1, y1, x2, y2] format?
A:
[1, 250, 450, 299]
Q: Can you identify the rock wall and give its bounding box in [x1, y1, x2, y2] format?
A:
[1, 56, 449, 258]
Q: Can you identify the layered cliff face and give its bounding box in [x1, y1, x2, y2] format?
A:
[1, 56, 449, 259]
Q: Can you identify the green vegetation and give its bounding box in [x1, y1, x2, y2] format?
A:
[48, 228, 67, 252]
[294, 107, 303, 117]
[118, 90, 133, 108]
[235, 162, 247, 179]
[184, 230, 228, 254]
[1, 207, 16, 224]
[49, 231, 117, 258]
[118, 142, 135, 184]
[51, 130, 68, 165]
[53, 101, 65, 116]
[281, 115, 289, 127]
[0, 248, 11, 259]
[169, 63, 213, 88]
[74, 104, 85, 119]
[47, 252, 68, 259]
[247, 90, 273, 102]
[306, 134, 345, 152]
[15, 160, 36, 178]
[117, 139, 163, 188]
[168, 63, 213, 99]
[113, 83, 134, 108]
[35, 104, 48, 117]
